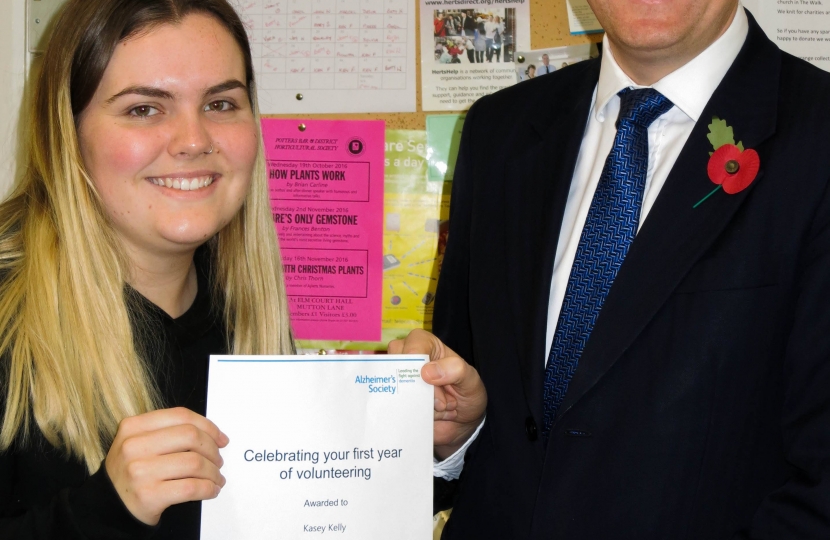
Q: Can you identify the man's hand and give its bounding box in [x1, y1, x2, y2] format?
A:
[388, 329, 487, 460]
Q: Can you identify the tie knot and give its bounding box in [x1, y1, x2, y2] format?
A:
[616, 88, 674, 129]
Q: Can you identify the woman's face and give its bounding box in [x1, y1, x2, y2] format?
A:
[528, 67, 536, 78]
[77, 13, 257, 264]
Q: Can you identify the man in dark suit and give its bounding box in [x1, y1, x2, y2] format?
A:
[390, 0, 830, 537]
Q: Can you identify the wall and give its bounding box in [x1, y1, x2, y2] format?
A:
[269, 0, 602, 127]
[0, 0, 603, 194]
[0, 0, 27, 199]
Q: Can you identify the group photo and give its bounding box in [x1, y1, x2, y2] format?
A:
[432, 9, 517, 64]
[515, 44, 599, 81]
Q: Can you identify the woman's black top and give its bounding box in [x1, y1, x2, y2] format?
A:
[0, 260, 227, 539]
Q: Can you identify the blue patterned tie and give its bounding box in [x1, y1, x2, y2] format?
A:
[541, 88, 674, 438]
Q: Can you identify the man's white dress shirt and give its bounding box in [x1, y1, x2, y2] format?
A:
[435, 6, 749, 481]
[537, 63, 556, 75]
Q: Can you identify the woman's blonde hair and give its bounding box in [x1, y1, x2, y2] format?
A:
[0, 0, 293, 472]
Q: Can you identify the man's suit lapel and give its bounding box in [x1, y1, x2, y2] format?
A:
[503, 60, 599, 429]
[555, 12, 781, 425]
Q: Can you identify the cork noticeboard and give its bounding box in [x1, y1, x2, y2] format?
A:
[263, 0, 602, 126]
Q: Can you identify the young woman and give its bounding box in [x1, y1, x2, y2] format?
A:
[492, 15, 505, 63]
[0, 0, 293, 538]
[484, 15, 497, 62]
[434, 12, 447, 37]
[474, 20, 487, 64]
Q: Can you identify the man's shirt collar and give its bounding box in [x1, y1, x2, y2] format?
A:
[595, 6, 749, 123]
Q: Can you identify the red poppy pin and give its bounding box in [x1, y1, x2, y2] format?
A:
[693, 117, 760, 208]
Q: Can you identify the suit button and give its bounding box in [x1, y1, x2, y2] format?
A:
[525, 417, 538, 441]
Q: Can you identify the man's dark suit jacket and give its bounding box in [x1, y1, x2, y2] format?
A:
[433, 12, 830, 539]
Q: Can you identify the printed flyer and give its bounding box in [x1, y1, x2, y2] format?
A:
[565, 0, 603, 35]
[262, 119, 385, 341]
[201, 354, 432, 539]
[420, 0, 530, 111]
[744, 0, 830, 72]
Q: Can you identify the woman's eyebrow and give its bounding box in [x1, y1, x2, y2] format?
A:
[104, 79, 246, 105]
[204, 79, 247, 98]
[106, 86, 173, 104]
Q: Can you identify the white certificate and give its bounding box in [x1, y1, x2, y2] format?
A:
[201, 355, 433, 539]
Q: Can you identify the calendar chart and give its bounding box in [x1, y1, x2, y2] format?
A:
[231, 0, 416, 113]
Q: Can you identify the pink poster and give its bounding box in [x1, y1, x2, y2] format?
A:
[262, 119, 385, 341]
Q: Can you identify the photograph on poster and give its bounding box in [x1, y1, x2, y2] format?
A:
[514, 43, 599, 82]
[420, 0, 529, 111]
[431, 9, 518, 65]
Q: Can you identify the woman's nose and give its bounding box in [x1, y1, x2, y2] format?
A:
[168, 111, 213, 158]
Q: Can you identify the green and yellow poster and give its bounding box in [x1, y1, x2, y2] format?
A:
[382, 129, 450, 334]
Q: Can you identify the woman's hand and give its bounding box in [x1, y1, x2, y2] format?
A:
[104, 407, 229, 526]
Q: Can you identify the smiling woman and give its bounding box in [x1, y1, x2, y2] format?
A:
[76, 12, 262, 317]
[0, 0, 293, 538]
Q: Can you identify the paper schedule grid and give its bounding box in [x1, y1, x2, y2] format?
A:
[201, 355, 432, 539]
[231, 0, 417, 113]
